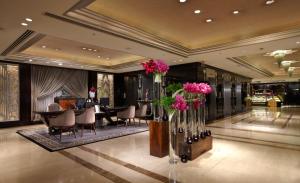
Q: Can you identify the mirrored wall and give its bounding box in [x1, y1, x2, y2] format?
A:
[0, 63, 19, 122]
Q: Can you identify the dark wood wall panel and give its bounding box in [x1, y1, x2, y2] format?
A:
[19, 64, 31, 122]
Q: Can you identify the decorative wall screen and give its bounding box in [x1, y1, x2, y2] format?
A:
[97, 74, 114, 107]
[0, 63, 19, 122]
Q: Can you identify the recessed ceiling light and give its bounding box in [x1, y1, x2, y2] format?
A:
[179, 0, 187, 3]
[82, 47, 86, 50]
[266, 0, 275, 5]
[21, 22, 28, 26]
[206, 19, 213, 23]
[233, 10, 239, 14]
[29, 59, 32, 62]
[41, 45, 46, 48]
[97, 56, 101, 58]
[296, 41, 300, 44]
[25, 18, 32, 22]
[93, 49, 97, 52]
[88, 48, 92, 51]
[58, 63, 63, 66]
[194, 10, 201, 14]
[55, 48, 60, 51]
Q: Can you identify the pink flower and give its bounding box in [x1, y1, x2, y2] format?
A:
[154, 60, 169, 74]
[183, 82, 213, 94]
[198, 83, 212, 94]
[141, 60, 156, 75]
[172, 95, 188, 111]
[183, 82, 199, 94]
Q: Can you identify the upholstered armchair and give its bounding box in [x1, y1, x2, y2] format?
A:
[75, 107, 96, 137]
[48, 103, 62, 112]
[48, 110, 76, 141]
[135, 104, 148, 126]
[117, 105, 136, 126]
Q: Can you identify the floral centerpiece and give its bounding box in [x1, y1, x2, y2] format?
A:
[161, 82, 213, 163]
[89, 86, 96, 99]
[142, 59, 169, 83]
[142, 59, 169, 121]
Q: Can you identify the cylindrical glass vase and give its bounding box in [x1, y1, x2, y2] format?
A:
[153, 74, 163, 121]
[169, 111, 179, 164]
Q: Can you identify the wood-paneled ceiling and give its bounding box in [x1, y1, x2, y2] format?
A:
[87, 0, 300, 49]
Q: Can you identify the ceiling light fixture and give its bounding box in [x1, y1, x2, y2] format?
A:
[58, 63, 63, 66]
[266, 0, 275, 5]
[281, 60, 299, 72]
[233, 10, 239, 14]
[88, 48, 92, 51]
[97, 56, 101, 58]
[194, 10, 201, 14]
[106, 57, 110, 60]
[29, 59, 32, 62]
[41, 45, 46, 48]
[288, 67, 295, 77]
[265, 49, 297, 67]
[21, 22, 28, 26]
[93, 49, 97, 52]
[206, 19, 213, 23]
[179, 0, 187, 3]
[82, 47, 86, 50]
[297, 41, 300, 44]
[25, 18, 32, 22]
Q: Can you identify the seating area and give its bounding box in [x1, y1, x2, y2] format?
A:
[40, 103, 150, 141]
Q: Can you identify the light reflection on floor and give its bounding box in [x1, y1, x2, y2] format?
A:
[208, 107, 300, 147]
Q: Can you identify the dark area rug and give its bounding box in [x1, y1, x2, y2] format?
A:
[17, 124, 148, 152]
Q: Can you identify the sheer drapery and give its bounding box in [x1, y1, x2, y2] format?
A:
[31, 65, 88, 120]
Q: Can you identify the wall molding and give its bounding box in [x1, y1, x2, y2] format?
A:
[228, 57, 274, 77]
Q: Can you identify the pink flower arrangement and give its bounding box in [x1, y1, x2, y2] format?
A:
[142, 59, 169, 75]
[89, 87, 96, 93]
[183, 82, 212, 95]
[172, 95, 189, 111]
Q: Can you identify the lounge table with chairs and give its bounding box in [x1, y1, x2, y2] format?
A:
[34, 102, 150, 141]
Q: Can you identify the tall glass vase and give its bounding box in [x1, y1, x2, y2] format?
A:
[153, 74, 163, 121]
[169, 111, 179, 164]
[186, 101, 194, 144]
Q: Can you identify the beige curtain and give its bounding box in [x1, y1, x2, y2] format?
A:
[31, 65, 88, 120]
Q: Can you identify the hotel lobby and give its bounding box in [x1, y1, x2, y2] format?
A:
[1, 0, 300, 182]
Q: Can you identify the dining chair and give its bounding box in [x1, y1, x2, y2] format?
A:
[75, 107, 96, 137]
[135, 104, 148, 126]
[48, 103, 62, 112]
[48, 110, 76, 141]
[116, 105, 136, 126]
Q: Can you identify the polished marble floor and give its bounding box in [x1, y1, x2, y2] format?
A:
[1, 108, 300, 183]
[208, 107, 300, 149]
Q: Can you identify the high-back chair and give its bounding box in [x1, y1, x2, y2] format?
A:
[117, 105, 136, 126]
[75, 107, 96, 137]
[48, 103, 62, 112]
[135, 104, 148, 125]
[48, 110, 76, 141]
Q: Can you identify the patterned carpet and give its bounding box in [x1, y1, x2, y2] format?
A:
[17, 124, 148, 152]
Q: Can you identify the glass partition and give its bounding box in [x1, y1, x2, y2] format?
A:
[0, 63, 19, 122]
